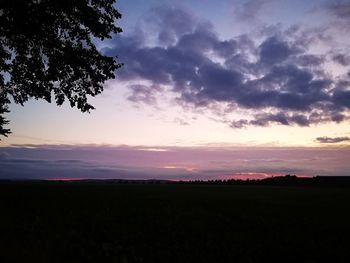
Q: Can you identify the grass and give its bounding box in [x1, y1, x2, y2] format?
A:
[0, 182, 349, 262]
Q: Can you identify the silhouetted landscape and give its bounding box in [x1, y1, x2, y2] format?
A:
[1, 0, 350, 262]
[178, 175, 350, 187]
[1, 176, 350, 262]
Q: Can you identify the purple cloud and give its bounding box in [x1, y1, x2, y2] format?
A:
[106, 6, 350, 128]
[332, 54, 350, 66]
[328, 1, 350, 20]
[127, 84, 162, 106]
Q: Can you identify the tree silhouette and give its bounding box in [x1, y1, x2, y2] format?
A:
[0, 0, 122, 138]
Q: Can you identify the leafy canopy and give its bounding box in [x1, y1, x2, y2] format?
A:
[0, 0, 122, 137]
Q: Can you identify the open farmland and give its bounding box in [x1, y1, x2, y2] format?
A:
[0, 181, 349, 263]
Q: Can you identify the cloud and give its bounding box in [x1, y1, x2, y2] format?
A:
[0, 152, 10, 159]
[174, 117, 190, 126]
[316, 136, 350, 144]
[146, 6, 197, 46]
[258, 36, 301, 65]
[328, 1, 350, 21]
[1, 144, 350, 179]
[231, 112, 310, 128]
[332, 54, 350, 66]
[107, 6, 350, 128]
[233, 0, 274, 22]
[127, 84, 162, 106]
[324, 1, 350, 33]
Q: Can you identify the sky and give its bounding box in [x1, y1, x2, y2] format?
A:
[1, 0, 350, 180]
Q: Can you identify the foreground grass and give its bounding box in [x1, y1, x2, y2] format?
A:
[0, 182, 349, 262]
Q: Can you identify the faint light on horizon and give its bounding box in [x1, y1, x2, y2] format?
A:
[139, 148, 169, 152]
[163, 165, 196, 172]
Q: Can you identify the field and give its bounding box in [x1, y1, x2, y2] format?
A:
[1, 182, 350, 262]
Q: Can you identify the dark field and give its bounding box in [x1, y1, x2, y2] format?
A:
[1, 182, 350, 262]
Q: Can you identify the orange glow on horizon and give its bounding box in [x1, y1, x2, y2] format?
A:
[47, 178, 83, 181]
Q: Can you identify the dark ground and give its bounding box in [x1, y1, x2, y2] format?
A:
[0, 181, 350, 262]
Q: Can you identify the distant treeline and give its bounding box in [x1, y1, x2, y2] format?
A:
[2, 175, 350, 187]
[177, 175, 350, 187]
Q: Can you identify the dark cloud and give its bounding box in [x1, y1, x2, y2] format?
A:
[316, 136, 350, 144]
[332, 54, 350, 66]
[325, 1, 350, 33]
[0, 157, 161, 180]
[258, 36, 301, 65]
[0, 152, 10, 159]
[333, 89, 350, 108]
[127, 84, 162, 105]
[107, 7, 350, 128]
[328, 1, 350, 20]
[231, 112, 311, 128]
[294, 54, 326, 67]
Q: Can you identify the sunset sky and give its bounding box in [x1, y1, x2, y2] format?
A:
[1, 0, 350, 180]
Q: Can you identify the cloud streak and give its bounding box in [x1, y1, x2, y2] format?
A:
[316, 136, 350, 144]
[1, 144, 350, 180]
